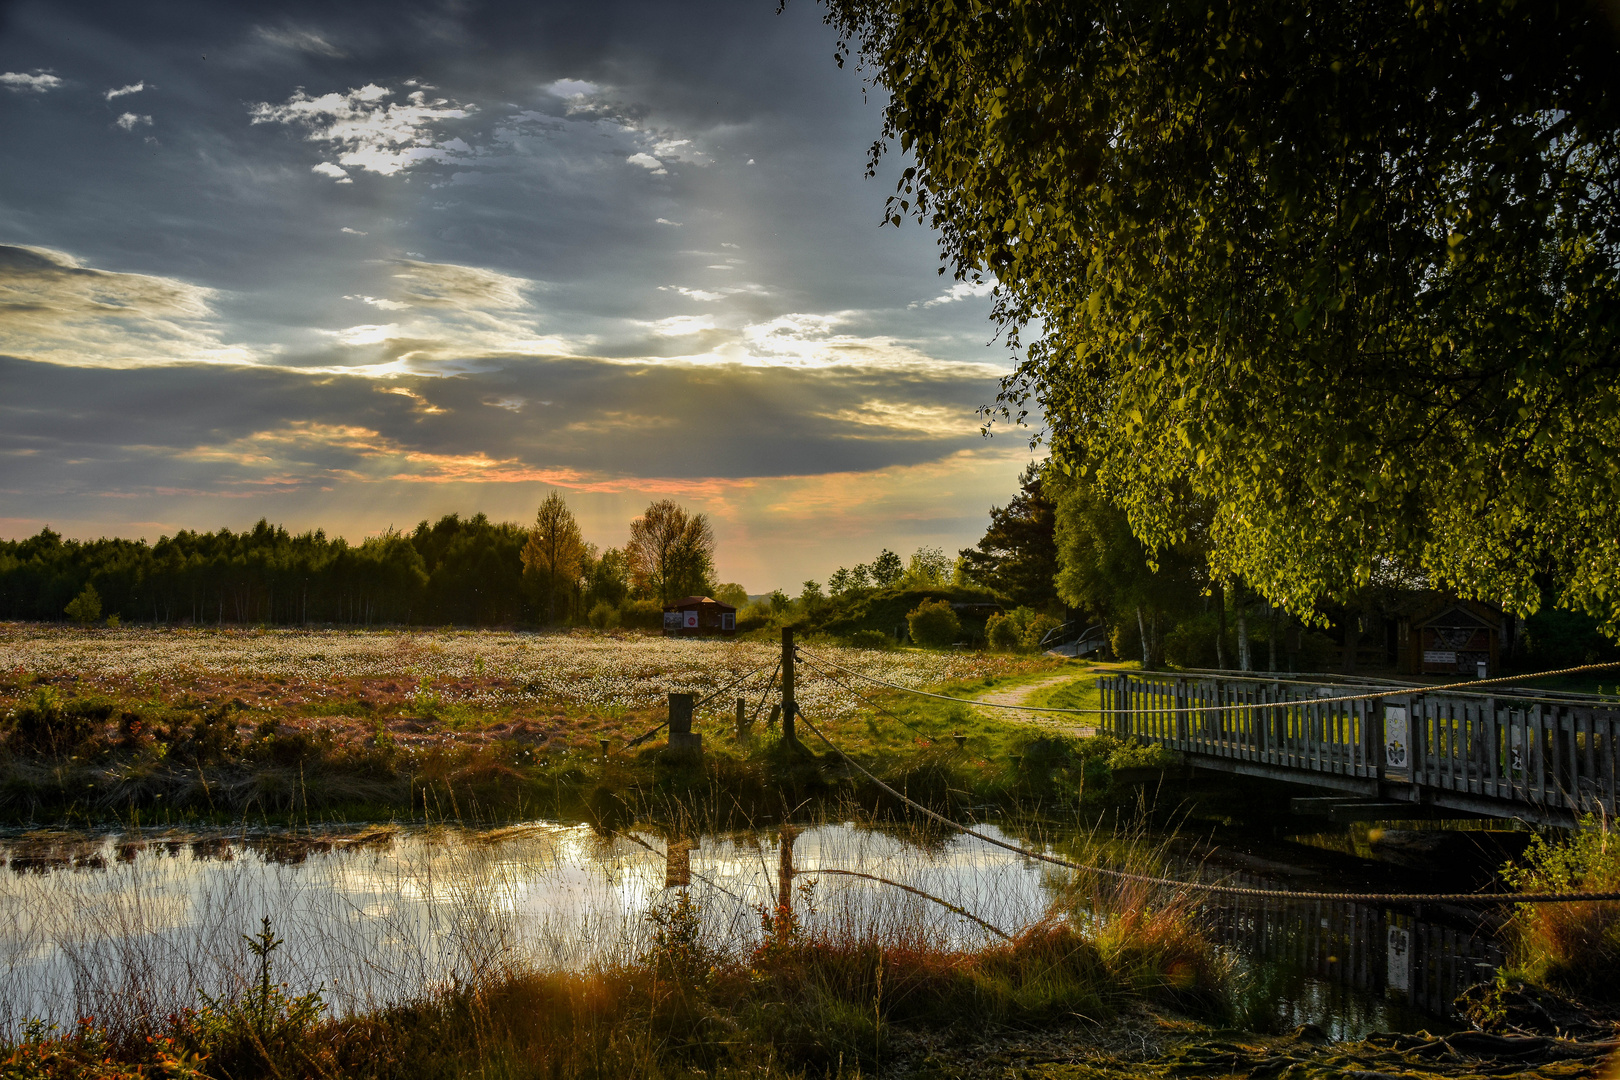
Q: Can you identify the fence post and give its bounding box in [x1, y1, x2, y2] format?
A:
[781, 626, 797, 746]
[667, 692, 701, 756]
[735, 696, 749, 739]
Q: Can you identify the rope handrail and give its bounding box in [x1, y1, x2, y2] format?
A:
[620, 661, 776, 751]
[810, 867, 1012, 940]
[791, 684, 1620, 906]
[799, 649, 1620, 717]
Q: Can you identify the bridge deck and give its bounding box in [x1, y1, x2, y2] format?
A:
[1101, 672, 1619, 823]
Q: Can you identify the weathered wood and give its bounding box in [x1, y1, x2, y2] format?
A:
[1111, 672, 1617, 820]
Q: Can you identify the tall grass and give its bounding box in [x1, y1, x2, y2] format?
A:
[0, 809, 1229, 1078]
[1501, 815, 1620, 998]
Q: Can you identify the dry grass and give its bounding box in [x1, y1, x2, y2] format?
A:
[1501, 816, 1620, 998]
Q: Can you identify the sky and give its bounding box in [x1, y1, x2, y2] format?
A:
[0, 0, 1038, 592]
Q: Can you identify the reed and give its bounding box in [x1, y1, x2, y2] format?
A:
[1501, 815, 1620, 998]
[0, 807, 1228, 1078]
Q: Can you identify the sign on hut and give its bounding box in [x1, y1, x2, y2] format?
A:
[661, 596, 736, 637]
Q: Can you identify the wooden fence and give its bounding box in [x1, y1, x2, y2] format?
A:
[1100, 672, 1619, 821]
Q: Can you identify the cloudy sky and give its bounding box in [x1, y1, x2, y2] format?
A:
[0, 0, 1035, 591]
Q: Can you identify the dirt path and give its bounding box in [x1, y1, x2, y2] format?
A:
[973, 668, 1097, 735]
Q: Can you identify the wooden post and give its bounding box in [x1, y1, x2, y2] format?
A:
[777, 826, 797, 916]
[735, 696, 748, 739]
[667, 692, 701, 756]
[781, 626, 797, 746]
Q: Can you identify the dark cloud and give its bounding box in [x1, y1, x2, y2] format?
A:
[0, 0, 1030, 585]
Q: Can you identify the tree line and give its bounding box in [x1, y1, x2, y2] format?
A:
[0, 497, 727, 629]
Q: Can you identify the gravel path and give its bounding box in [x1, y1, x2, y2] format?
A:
[973, 668, 1098, 735]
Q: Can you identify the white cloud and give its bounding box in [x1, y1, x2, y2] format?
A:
[547, 78, 599, 98]
[340, 226, 367, 235]
[0, 244, 255, 369]
[251, 84, 473, 177]
[344, 294, 408, 311]
[655, 217, 682, 226]
[104, 81, 145, 100]
[626, 152, 665, 174]
[920, 279, 997, 308]
[312, 161, 349, 180]
[661, 286, 724, 302]
[648, 314, 717, 336]
[114, 112, 152, 132]
[1, 71, 62, 92]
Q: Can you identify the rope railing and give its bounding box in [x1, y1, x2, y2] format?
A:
[799, 649, 1620, 717]
[620, 661, 776, 752]
[791, 677, 1620, 907]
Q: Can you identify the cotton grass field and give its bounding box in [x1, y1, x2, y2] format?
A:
[0, 624, 1073, 825]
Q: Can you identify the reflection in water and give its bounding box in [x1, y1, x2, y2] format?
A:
[0, 823, 1501, 1041]
[1208, 892, 1502, 1038]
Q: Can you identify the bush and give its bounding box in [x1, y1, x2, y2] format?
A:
[64, 583, 102, 625]
[1501, 816, 1620, 997]
[622, 598, 664, 630]
[906, 599, 961, 647]
[847, 629, 892, 649]
[588, 601, 620, 630]
[986, 613, 1021, 651]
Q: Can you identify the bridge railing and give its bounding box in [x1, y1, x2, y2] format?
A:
[1099, 672, 1619, 818]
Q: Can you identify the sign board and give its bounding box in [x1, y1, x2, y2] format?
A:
[1383, 705, 1409, 773]
[684, 610, 700, 629]
[663, 611, 682, 631]
[1386, 924, 1411, 994]
[1423, 650, 1457, 665]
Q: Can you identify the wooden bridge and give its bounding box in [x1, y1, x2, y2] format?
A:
[1100, 671, 1619, 823]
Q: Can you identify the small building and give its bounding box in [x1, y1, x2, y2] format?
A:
[1397, 599, 1502, 679]
[662, 595, 736, 637]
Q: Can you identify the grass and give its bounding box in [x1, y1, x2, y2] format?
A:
[1499, 815, 1620, 1000]
[0, 632, 1178, 828]
[0, 812, 1230, 1080]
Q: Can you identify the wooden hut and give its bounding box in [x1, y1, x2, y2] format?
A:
[661, 596, 737, 637]
[1397, 599, 1502, 679]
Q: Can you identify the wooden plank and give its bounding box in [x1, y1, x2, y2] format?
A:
[1532, 704, 1546, 807]
[1487, 700, 1502, 800]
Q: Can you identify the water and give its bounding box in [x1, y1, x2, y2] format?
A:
[0, 821, 1500, 1040]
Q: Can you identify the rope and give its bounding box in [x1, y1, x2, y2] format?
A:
[810, 868, 1012, 940]
[792, 704, 1620, 906]
[620, 662, 776, 751]
[799, 649, 1620, 717]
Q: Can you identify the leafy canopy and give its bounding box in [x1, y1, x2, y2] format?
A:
[821, 0, 1620, 629]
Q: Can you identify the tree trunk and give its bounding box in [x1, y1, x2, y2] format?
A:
[1268, 607, 1278, 672]
[1214, 582, 1228, 669]
[1237, 608, 1250, 671]
[1136, 605, 1152, 668]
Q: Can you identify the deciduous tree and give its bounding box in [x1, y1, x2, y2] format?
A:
[626, 500, 716, 606]
[522, 492, 587, 624]
[821, 0, 1620, 632]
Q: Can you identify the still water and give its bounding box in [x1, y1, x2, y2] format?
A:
[0, 822, 1499, 1040]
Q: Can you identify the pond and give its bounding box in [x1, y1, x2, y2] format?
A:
[0, 819, 1502, 1041]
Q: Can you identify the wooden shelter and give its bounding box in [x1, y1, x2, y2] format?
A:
[662, 595, 737, 637]
[1396, 599, 1502, 678]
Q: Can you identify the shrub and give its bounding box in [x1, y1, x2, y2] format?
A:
[1021, 612, 1061, 650]
[847, 629, 892, 650]
[64, 583, 102, 625]
[588, 601, 620, 630]
[906, 599, 961, 647]
[623, 598, 664, 630]
[986, 613, 1021, 651]
[1501, 816, 1620, 997]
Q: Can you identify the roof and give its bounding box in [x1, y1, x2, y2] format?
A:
[664, 596, 736, 612]
[1414, 600, 1502, 630]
